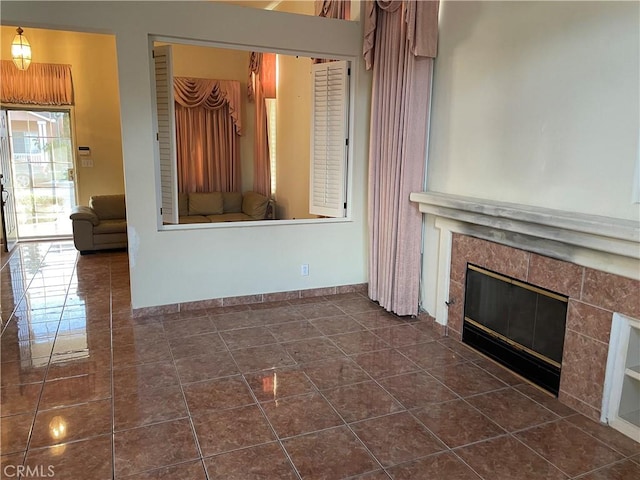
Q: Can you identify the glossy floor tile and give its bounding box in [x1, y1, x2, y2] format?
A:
[1, 241, 638, 479]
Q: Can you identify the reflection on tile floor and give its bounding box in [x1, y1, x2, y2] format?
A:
[1, 241, 639, 479]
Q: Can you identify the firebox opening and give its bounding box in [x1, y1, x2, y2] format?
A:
[462, 264, 568, 396]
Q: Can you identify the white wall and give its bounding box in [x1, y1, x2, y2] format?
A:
[428, 1, 639, 220]
[2, 1, 371, 308]
[422, 1, 639, 315]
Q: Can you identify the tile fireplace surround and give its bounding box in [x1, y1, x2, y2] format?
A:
[410, 192, 640, 422]
[447, 233, 638, 420]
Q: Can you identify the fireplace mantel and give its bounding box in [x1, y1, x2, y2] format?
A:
[410, 192, 639, 261]
[411, 191, 639, 336]
[411, 192, 640, 421]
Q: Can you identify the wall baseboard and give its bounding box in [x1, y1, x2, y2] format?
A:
[132, 283, 369, 318]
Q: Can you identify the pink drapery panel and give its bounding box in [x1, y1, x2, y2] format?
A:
[366, 0, 439, 316]
[174, 77, 241, 193]
[175, 104, 239, 193]
[0, 60, 73, 105]
[315, 0, 351, 20]
[248, 52, 275, 198]
[248, 53, 276, 101]
[363, 0, 438, 70]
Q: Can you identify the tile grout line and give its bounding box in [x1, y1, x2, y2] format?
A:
[1, 245, 47, 337]
[222, 303, 407, 478]
[508, 430, 575, 478]
[555, 416, 639, 459]
[237, 375, 305, 480]
[223, 345, 304, 480]
[571, 457, 638, 479]
[158, 317, 210, 480]
[332, 326, 568, 477]
[8, 247, 634, 480]
[20, 243, 70, 464]
[293, 314, 468, 477]
[109, 253, 117, 480]
[448, 448, 493, 480]
[296, 359, 390, 478]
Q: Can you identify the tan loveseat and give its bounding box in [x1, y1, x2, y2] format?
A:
[69, 191, 271, 253]
[70, 194, 127, 254]
[177, 191, 274, 224]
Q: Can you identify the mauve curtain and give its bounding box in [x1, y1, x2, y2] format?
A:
[0, 60, 73, 105]
[365, 0, 439, 316]
[174, 77, 241, 193]
[248, 52, 276, 198]
[315, 0, 351, 20]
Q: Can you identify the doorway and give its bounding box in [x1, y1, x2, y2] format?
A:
[6, 109, 76, 238]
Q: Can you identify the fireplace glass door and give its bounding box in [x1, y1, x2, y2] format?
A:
[463, 264, 568, 395]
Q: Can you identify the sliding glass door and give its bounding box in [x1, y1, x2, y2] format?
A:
[7, 109, 76, 238]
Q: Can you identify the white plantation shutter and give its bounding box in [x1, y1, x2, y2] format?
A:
[310, 61, 349, 218]
[153, 45, 179, 224]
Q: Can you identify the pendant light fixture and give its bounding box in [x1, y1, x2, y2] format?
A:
[11, 27, 32, 70]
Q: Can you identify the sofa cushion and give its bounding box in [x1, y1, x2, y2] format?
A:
[93, 232, 128, 246]
[207, 213, 253, 223]
[179, 215, 210, 224]
[178, 193, 189, 217]
[222, 192, 243, 213]
[93, 219, 127, 235]
[70, 206, 99, 226]
[90, 194, 126, 220]
[242, 192, 269, 220]
[189, 192, 223, 216]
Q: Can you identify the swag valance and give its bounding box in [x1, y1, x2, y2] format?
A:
[247, 53, 276, 101]
[315, 0, 350, 20]
[173, 77, 242, 135]
[363, 0, 439, 70]
[0, 60, 73, 105]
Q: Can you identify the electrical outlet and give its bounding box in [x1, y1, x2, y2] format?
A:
[301, 264, 309, 276]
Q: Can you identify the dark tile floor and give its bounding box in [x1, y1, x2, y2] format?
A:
[1, 242, 639, 479]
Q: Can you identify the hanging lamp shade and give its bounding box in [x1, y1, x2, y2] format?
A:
[11, 27, 32, 70]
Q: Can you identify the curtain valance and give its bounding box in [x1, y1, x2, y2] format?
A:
[248, 52, 276, 101]
[315, 0, 351, 20]
[0, 60, 73, 105]
[173, 77, 242, 135]
[366, 0, 440, 315]
[247, 52, 275, 197]
[363, 0, 439, 70]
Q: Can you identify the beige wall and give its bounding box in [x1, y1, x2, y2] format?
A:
[3, 1, 370, 310]
[167, 43, 255, 193]
[162, 40, 319, 219]
[275, 53, 314, 220]
[0, 26, 124, 207]
[273, 0, 315, 220]
[274, 1, 315, 15]
[427, 1, 639, 221]
[421, 1, 640, 315]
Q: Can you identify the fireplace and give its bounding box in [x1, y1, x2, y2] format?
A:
[462, 264, 568, 395]
[410, 192, 639, 421]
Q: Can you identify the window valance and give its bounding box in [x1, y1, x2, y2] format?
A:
[315, 0, 350, 20]
[363, 0, 439, 70]
[0, 60, 73, 105]
[248, 53, 276, 101]
[173, 77, 242, 135]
